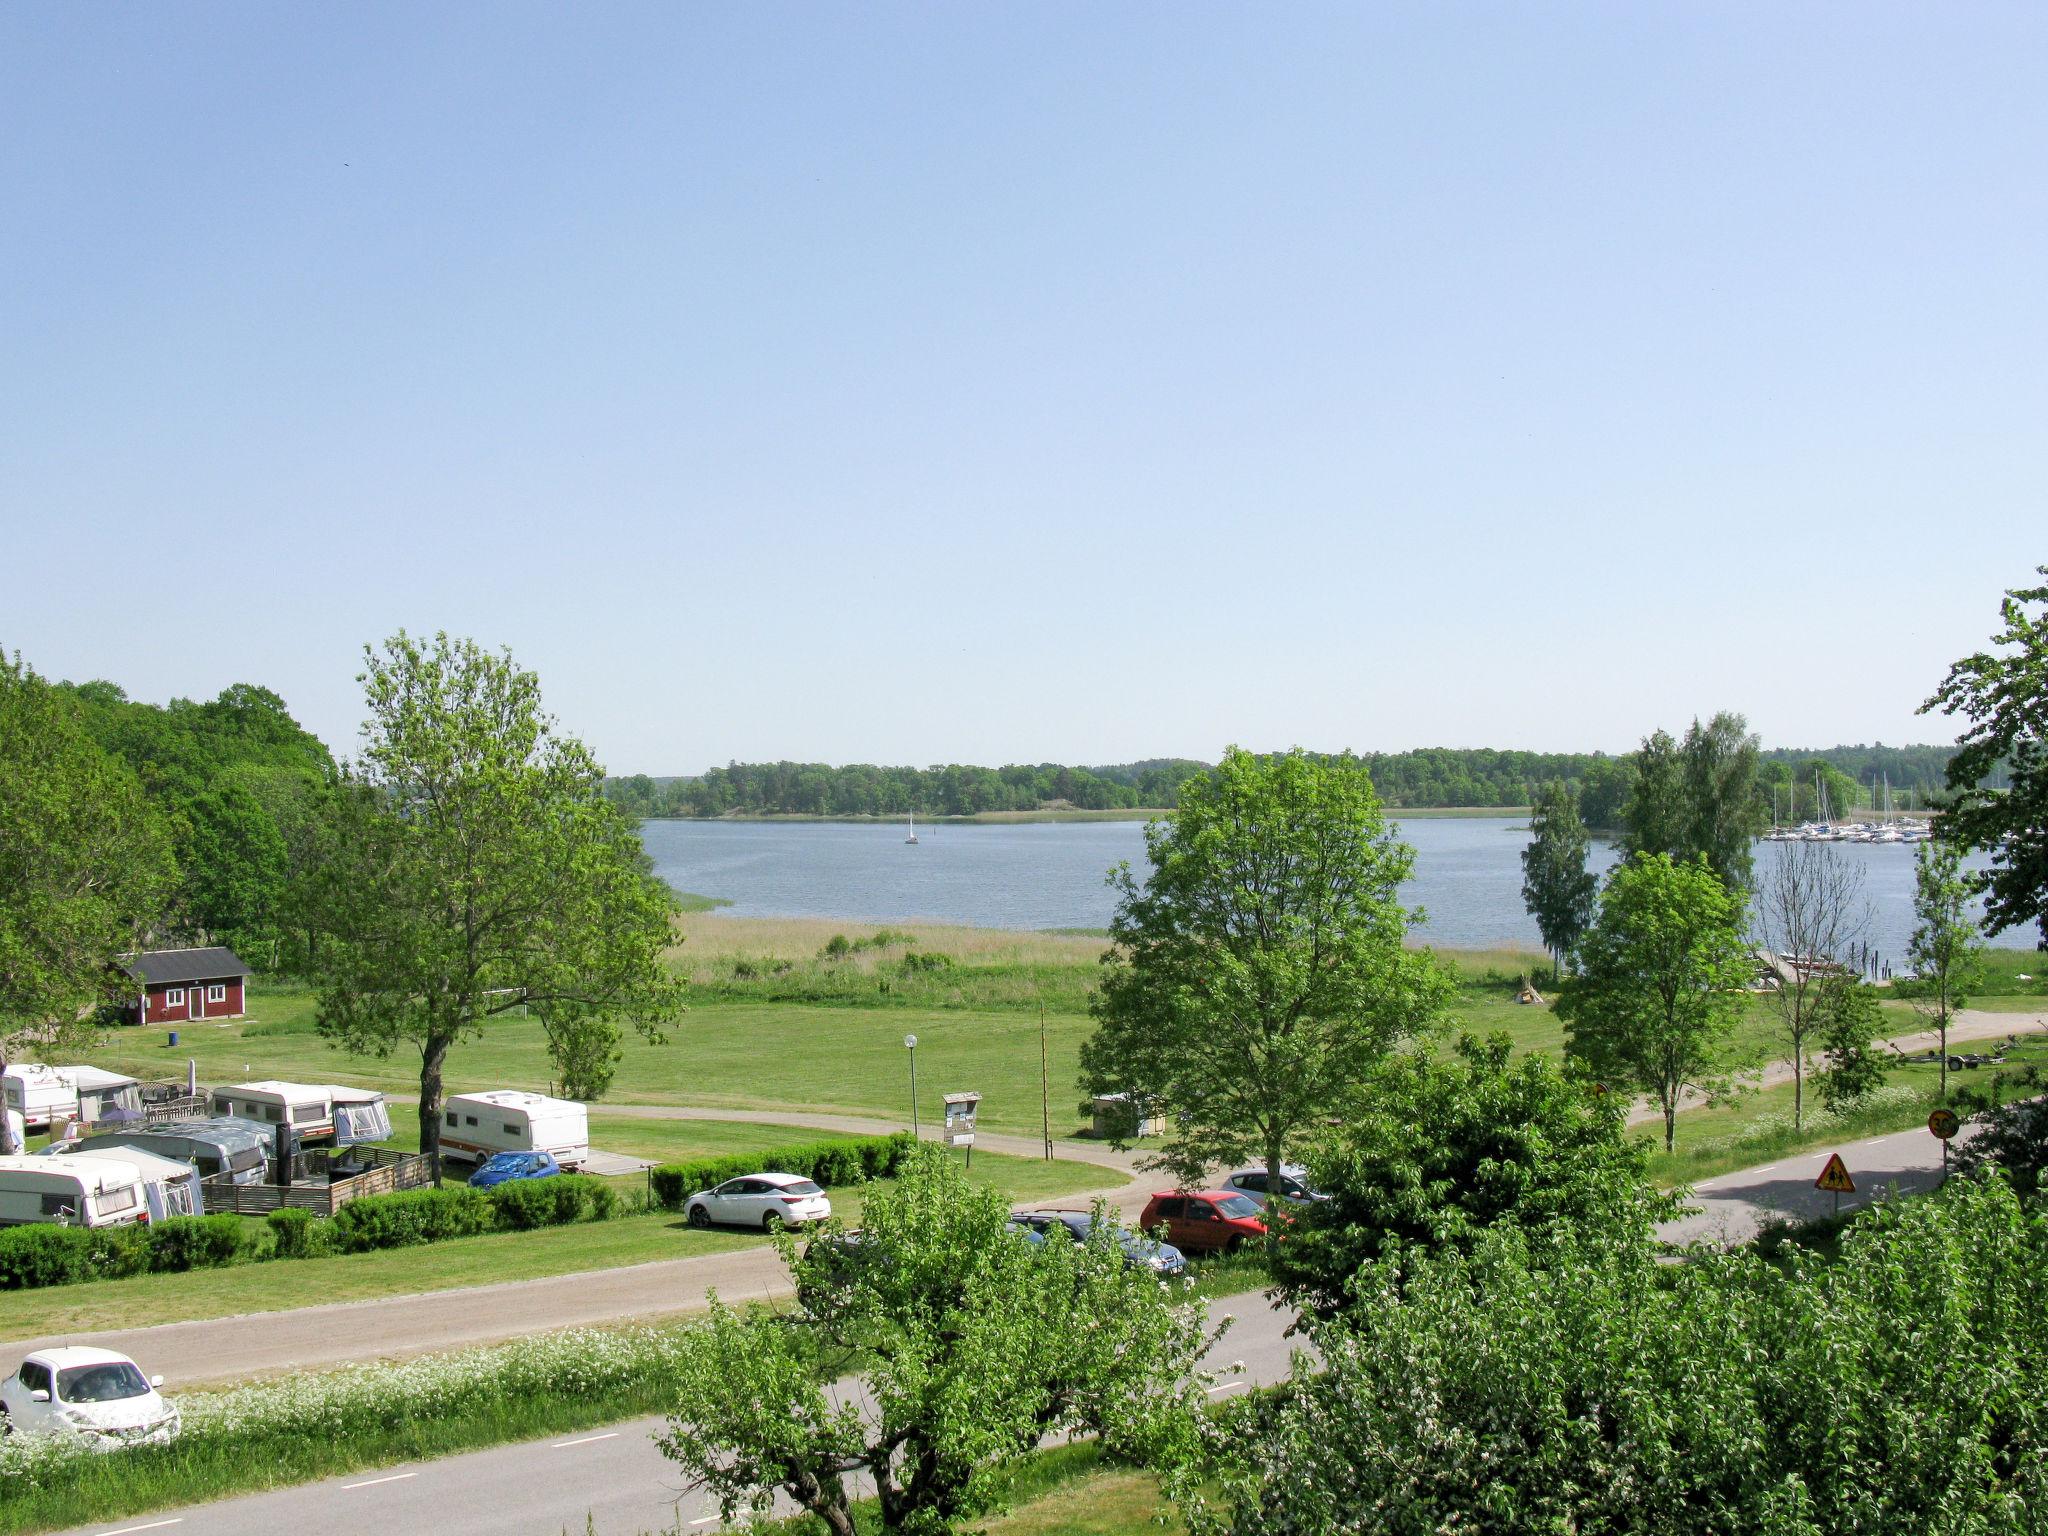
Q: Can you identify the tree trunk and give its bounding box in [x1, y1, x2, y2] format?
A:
[1939, 995, 1949, 1101]
[1792, 1026, 1804, 1132]
[1663, 1094, 1676, 1154]
[0, 1046, 17, 1156]
[1265, 1141, 1287, 1250]
[420, 1031, 451, 1185]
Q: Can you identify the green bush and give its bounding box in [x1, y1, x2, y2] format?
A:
[489, 1174, 618, 1230]
[330, 1186, 494, 1252]
[144, 1215, 248, 1273]
[0, 1226, 95, 1289]
[266, 1206, 323, 1258]
[650, 1133, 914, 1210]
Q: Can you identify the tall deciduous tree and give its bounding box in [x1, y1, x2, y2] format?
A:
[1520, 779, 1597, 977]
[1557, 853, 1753, 1152]
[1622, 714, 1768, 890]
[1921, 567, 2048, 948]
[1078, 748, 1451, 1197]
[1753, 838, 1866, 1130]
[302, 633, 685, 1174]
[657, 1148, 1208, 1536]
[0, 654, 174, 1154]
[1907, 839, 1984, 1101]
[1811, 977, 1890, 1115]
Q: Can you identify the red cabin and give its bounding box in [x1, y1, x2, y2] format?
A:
[115, 948, 250, 1026]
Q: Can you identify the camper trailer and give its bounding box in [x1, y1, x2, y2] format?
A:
[0, 1154, 149, 1228]
[440, 1091, 589, 1168]
[53, 1149, 204, 1221]
[65, 1068, 143, 1127]
[3, 1066, 77, 1133]
[74, 1119, 272, 1186]
[209, 1082, 390, 1147]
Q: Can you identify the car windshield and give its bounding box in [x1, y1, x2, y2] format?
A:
[1214, 1194, 1261, 1219]
[57, 1362, 150, 1403]
[781, 1180, 823, 1196]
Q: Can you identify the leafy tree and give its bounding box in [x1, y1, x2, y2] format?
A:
[1519, 779, 1597, 977]
[301, 633, 685, 1174]
[1556, 853, 1753, 1152]
[0, 655, 175, 1154]
[1078, 747, 1452, 1197]
[182, 782, 292, 961]
[1269, 1033, 1680, 1318]
[1195, 1175, 2048, 1536]
[1810, 976, 1890, 1114]
[1753, 839, 1866, 1129]
[1953, 1065, 2048, 1198]
[656, 1148, 1208, 1536]
[1620, 727, 1686, 861]
[1622, 714, 1768, 889]
[1576, 756, 1635, 831]
[1907, 839, 1984, 1099]
[1922, 568, 2048, 947]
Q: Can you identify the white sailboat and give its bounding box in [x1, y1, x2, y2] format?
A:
[905, 809, 919, 846]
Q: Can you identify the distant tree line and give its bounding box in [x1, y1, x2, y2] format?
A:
[605, 741, 1970, 822]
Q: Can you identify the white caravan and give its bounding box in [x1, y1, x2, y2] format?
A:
[209, 1082, 390, 1146]
[440, 1091, 589, 1168]
[0, 1154, 150, 1229]
[65, 1067, 143, 1126]
[3, 1066, 78, 1132]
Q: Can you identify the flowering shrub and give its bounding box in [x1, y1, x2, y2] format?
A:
[650, 1133, 913, 1209]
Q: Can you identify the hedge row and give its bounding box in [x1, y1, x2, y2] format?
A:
[650, 1133, 915, 1211]
[0, 1215, 255, 1290]
[0, 1175, 621, 1291]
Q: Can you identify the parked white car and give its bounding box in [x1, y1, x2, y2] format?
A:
[1, 1348, 180, 1448]
[684, 1172, 832, 1231]
[1221, 1164, 1328, 1207]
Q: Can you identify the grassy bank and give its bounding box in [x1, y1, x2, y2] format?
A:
[1647, 1035, 2048, 1187]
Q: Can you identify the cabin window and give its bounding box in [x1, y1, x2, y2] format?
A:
[265, 1106, 282, 1122]
[291, 1105, 321, 1125]
[465, 1115, 478, 1127]
[503, 1123, 520, 1136]
[207, 984, 227, 1003]
[97, 1185, 138, 1214]
[165, 988, 185, 1008]
[39, 1194, 75, 1217]
[446, 1110, 457, 1127]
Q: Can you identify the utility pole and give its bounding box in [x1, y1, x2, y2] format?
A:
[905, 1034, 919, 1139]
[1040, 1003, 1052, 1161]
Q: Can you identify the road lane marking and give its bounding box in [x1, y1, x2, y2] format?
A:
[1206, 1381, 1246, 1395]
[689, 1518, 722, 1527]
[342, 1473, 417, 1490]
[98, 1522, 183, 1536]
[552, 1432, 621, 1449]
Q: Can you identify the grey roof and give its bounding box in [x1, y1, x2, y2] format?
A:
[117, 947, 249, 985]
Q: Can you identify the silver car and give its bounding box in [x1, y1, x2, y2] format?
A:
[684, 1171, 833, 1230]
[1222, 1165, 1327, 1207]
[2, 1348, 180, 1448]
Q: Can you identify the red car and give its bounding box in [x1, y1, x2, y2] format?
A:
[1137, 1190, 1268, 1255]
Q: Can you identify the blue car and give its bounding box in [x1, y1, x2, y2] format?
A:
[467, 1150, 562, 1188]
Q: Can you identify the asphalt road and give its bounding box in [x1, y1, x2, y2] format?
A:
[46, 1291, 1299, 1536]
[1656, 1115, 1975, 1246]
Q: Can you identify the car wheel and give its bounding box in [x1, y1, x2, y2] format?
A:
[763, 1211, 787, 1233]
[1223, 1236, 1244, 1257]
[687, 1204, 711, 1229]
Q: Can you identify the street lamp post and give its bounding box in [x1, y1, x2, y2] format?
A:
[905, 1033, 919, 1138]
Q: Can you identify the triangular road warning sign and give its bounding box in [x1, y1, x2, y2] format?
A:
[1815, 1153, 1856, 1194]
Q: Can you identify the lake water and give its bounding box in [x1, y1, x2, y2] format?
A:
[638, 817, 2028, 962]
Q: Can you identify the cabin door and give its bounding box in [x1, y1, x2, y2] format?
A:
[190, 987, 205, 1021]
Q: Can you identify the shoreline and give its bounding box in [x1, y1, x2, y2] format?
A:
[637, 805, 1530, 827]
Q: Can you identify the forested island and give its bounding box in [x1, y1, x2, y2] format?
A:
[605, 743, 1969, 823]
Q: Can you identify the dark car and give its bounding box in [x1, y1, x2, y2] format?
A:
[1136, 1191, 1267, 1255]
[468, 1150, 563, 1188]
[1009, 1210, 1187, 1276]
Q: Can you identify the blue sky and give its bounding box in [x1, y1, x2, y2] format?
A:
[4, 6, 2042, 773]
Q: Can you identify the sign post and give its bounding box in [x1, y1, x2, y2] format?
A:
[1815, 1151, 1856, 1219]
[943, 1092, 981, 1170]
[904, 1035, 919, 1139]
[1928, 1107, 1961, 1184]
